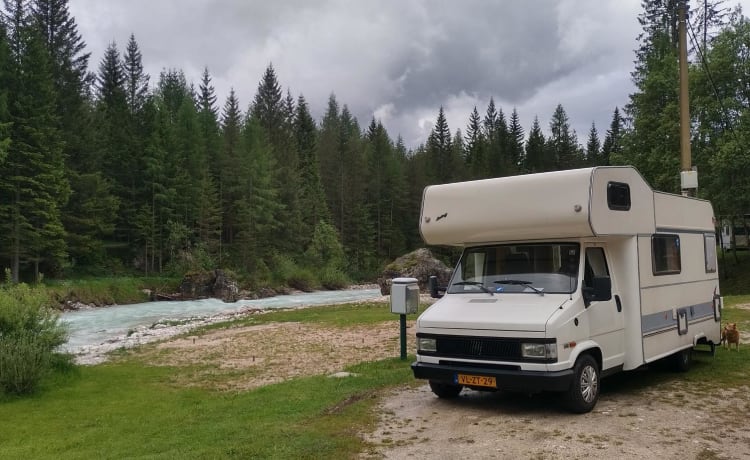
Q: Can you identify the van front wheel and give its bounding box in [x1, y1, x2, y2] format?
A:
[429, 381, 462, 399]
[564, 354, 600, 413]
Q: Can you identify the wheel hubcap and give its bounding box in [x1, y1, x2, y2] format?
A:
[580, 365, 598, 403]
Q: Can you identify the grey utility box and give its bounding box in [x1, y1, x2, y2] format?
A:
[391, 277, 419, 314]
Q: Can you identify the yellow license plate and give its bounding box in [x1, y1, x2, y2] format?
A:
[457, 374, 496, 388]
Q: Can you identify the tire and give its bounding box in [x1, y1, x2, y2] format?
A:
[564, 354, 600, 413]
[429, 380, 463, 399]
[673, 347, 692, 372]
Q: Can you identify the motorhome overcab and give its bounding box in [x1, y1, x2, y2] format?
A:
[411, 166, 722, 413]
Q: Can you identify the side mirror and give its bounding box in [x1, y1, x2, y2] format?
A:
[429, 275, 444, 299]
[583, 276, 612, 306]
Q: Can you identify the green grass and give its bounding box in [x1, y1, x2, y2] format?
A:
[43, 276, 180, 306]
[0, 303, 421, 459]
[0, 357, 413, 459]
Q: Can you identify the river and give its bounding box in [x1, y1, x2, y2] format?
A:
[61, 287, 383, 364]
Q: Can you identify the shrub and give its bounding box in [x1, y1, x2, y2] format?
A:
[287, 268, 318, 292]
[0, 283, 69, 395]
[319, 267, 351, 290]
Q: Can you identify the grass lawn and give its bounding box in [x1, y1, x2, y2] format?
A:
[0, 302, 418, 459]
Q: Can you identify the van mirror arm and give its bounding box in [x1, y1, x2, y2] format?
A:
[429, 275, 446, 299]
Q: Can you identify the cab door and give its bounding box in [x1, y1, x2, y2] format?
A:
[584, 246, 625, 370]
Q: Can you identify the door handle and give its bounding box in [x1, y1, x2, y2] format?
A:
[615, 295, 622, 312]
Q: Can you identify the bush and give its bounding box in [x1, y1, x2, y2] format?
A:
[0, 283, 69, 396]
[319, 267, 351, 290]
[286, 268, 318, 292]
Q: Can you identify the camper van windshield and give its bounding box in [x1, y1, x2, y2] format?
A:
[448, 243, 580, 295]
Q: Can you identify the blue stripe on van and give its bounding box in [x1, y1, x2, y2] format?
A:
[641, 301, 715, 335]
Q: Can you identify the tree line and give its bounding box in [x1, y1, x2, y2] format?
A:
[0, 0, 747, 284]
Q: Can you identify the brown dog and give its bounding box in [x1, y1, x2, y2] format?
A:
[723, 323, 740, 351]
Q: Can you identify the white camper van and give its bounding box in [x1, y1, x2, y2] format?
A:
[411, 166, 722, 413]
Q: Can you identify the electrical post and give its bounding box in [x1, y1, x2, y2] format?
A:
[678, 0, 697, 196]
[390, 277, 419, 361]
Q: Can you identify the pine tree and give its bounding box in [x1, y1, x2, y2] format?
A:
[251, 64, 302, 255]
[601, 107, 624, 166]
[507, 108, 524, 174]
[465, 106, 486, 179]
[195, 67, 221, 260]
[0, 2, 69, 280]
[0, 23, 12, 168]
[548, 104, 581, 170]
[233, 116, 281, 272]
[123, 33, 149, 114]
[317, 94, 341, 226]
[585, 122, 601, 166]
[523, 117, 547, 173]
[218, 89, 242, 260]
[623, 0, 682, 191]
[426, 106, 453, 183]
[295, 94, 330, 245]
[30, 0, 91, 170]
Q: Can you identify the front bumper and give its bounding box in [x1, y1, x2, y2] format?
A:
[412, 361, 574, 392]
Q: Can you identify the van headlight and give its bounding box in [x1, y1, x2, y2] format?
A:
[521, 342, 557, 360]
[418, 337, 437, 353]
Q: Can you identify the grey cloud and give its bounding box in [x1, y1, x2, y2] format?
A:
[68, 0, 728, 149]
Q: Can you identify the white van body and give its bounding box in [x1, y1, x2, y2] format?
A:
[411, 166, 722, 412]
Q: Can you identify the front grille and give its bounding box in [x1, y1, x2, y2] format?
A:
[436, 336, 522, 361]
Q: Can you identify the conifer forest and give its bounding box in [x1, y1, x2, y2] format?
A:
[1, 0, 749, 284]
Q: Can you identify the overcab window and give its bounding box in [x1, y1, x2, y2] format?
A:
[607, 182, 631, 211]
[652, 234, 681, 275]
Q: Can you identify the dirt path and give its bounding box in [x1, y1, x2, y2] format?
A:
[361, 381, 750, 459]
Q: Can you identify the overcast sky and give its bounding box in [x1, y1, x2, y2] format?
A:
[68, 0, 749, 149]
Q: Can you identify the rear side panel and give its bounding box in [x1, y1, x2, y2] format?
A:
[638, 233, 721, 362]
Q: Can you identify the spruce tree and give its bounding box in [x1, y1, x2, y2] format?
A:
[251, 64, 302, 255]
[123, 33, 149, 114]
[465, 106, 486, 179]
[218, 89, 242, 259]
[548, 104, 581, 170]
[601, 107, 624, 166]
[0, 3, 69, 280]
[507, 108, 524, 174]
[623, 0, 682, 191]
[585, 122, 601, 166]
[426, 106, 453, 183]
[295, 94, 330, 244]
[523, 117, 547, 173]
[317, 94, 341, 225]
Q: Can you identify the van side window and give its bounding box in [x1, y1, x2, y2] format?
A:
[704, 233, 717, 273]
[583, 247, 610, 289]
[652, 234, 681, 275]
[607, 182, 631, 211]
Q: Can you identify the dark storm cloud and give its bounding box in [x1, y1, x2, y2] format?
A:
[67, 0, 706, 147]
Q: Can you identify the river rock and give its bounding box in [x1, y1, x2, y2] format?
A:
[377, 248, 453, 295]
[213, 269, 239, 303]
[179, 269, 240, 302]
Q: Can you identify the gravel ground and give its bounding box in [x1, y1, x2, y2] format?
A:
[360, 380, 750, 460]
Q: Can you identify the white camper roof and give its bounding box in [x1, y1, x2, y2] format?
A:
[420, 166, 715, 246]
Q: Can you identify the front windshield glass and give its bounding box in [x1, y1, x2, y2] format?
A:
[447, 243, 580, 294]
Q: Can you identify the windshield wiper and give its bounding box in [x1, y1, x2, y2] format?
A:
[452, 281, 493, 295]
[493, 280, 545, 296]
